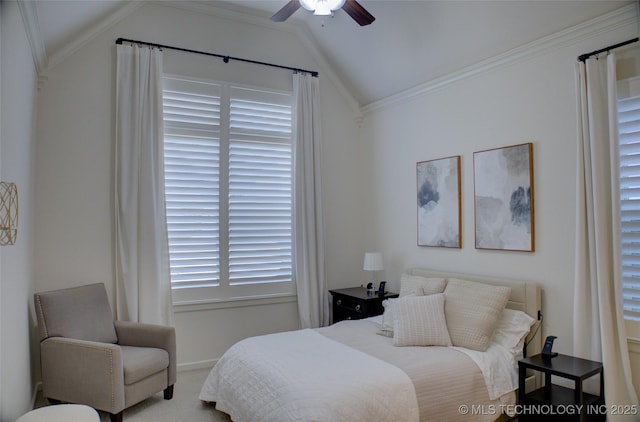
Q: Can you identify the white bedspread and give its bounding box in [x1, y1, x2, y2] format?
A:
[321, 318, 517, 421]
[199, 328, 419, 422]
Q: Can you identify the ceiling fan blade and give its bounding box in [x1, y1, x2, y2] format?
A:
[342, 0, 375, 26]
[271, 0, 301, 22]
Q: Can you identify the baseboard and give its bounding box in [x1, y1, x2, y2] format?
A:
[177, 359, 218, 372]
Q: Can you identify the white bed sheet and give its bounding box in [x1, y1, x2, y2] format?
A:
[453, 343, 519, 401]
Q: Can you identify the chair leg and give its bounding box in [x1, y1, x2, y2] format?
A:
[110, 411, 123, 422]
[164, 385, 174, 400]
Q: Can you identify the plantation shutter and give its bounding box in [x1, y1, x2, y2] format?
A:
[618, 95, 640, 321]
[228, 87, 293, 285]
[162, 75, 294, 298]
[163, 76, 221, 287]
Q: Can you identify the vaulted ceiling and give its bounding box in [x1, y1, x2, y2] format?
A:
[31, 0, 633, 107]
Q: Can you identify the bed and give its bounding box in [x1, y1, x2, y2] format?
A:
[200, 269, 542, 422]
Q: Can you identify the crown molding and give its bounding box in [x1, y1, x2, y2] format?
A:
[41, 0, 361, 115]
[46, 1, 144, 72]
[360, 3, 639, 115]
[17, 0, 47, 84]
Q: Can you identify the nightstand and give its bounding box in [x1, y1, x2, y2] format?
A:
[329, 287, 398, 323]
[518, 353, 604, 421]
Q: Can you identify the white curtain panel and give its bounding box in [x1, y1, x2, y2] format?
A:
[115, 44, 173, 325]
[574, 53, 638, 419]
[293, 72, 329, 328]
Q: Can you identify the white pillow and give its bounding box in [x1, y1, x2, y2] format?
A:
[444, 278, 511, 351]
[378, 298, 397, 337]
[379, 290, 422, 337]
[399, 274, 446, 297]
[392, 294, 452, 347]
[493, 308, 535, 353]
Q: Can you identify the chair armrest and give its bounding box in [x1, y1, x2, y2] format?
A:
[114, 321, 176, 386]
[40, 337, 125, 413]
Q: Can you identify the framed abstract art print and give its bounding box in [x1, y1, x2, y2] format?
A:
[473, 143, 534, 252]
[416, 156, 461, 248]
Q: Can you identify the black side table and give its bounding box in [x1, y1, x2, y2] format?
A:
[518, 353, 604, 421]
[329, 287, 398, 323]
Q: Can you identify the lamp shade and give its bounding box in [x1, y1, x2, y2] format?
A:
[363, 252, 383, 271]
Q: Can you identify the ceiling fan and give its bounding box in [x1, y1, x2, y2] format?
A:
[271, 0, 375, 26]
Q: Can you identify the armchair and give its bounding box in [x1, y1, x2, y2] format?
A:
[34, 283, 176, 422]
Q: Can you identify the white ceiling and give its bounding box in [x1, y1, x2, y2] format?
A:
[33, 0, 634, 106]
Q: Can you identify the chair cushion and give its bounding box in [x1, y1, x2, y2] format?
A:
[121, 345, 169, 385]
[34, 283, 118, 343]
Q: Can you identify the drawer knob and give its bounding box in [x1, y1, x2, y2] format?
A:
[336, 299, 342, 306]
[355, 304, 361, 311]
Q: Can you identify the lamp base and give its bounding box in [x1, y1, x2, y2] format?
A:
[366, 281, 376, 295]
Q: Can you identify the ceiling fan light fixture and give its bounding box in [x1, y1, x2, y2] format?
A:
[299, 0, 346, 15]
[314, 2, 332, 16]
[327, 0, 347, 10]
[272, 0, 373, 25]
[299, 0, 316, 11]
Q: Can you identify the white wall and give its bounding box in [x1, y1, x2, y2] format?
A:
[34, 2, 363, 370]
[28, 0, 640, 405]
[359, 4, 638, 367]
[0, 1, 38, 420]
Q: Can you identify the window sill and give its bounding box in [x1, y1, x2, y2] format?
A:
[628, 337, 640, 353]
[173, 293, 297, 313]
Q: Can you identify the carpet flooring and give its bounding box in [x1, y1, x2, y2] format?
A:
[34, 368, 231, 422]
[33, 368, 522, 421]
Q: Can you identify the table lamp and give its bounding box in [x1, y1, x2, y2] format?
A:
[363, 252, 383, 292]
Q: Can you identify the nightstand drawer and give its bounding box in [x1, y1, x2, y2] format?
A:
[334, 296, 367, 316]
[329, 287, 398, 323]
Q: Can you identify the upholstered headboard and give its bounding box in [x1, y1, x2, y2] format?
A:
[405, 268, 543, 357]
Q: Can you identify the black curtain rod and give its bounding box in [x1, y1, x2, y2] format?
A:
[115, 37, 319, 77]
[578, 37, 639, 62]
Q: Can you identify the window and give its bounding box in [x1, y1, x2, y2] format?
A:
[163, 75, 295, 304]
[618, 77, 640, 334]
[618, 94, 640, 321]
